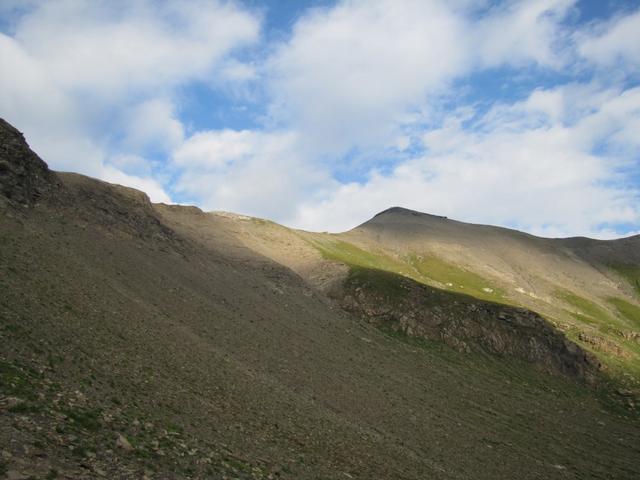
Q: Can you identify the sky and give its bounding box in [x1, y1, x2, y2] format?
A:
[1, 0, 639, 238]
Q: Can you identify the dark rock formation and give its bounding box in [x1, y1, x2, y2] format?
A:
[0, 118, 57, 206]
[333, 268, 601, 382]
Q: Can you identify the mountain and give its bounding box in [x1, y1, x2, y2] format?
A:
[198, 205, 640, 382]
[1, 118, 639, 479]
[339, 206, 640, 376]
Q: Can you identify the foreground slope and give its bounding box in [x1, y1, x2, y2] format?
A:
[1, 119, 640, 479]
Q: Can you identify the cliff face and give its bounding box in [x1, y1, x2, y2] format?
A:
[332, 268, 601, 382]
[0, 119, 57, 206]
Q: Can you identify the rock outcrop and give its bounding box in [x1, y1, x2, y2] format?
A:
[333, 268, 601, 382]
[0, 119, 57, 206]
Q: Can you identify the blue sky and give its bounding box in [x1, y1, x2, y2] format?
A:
[1, 0, 639, 237]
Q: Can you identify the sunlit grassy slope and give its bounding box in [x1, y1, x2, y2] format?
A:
[304, 233, 640, 390]
[308, 237, 504, 302]
[611, 265, 640, 297]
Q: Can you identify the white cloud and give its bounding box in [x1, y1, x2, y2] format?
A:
[0, 33, 84, 172]
[267, 0, 470, 153]
[12, 0, 260, 98]
[219, 60, 258, 82]
[266, 0, 577, 156]
[125, 98, 184, 152]
[577, 8, 640, 69]
[572, 87, 640, 153]
[475, 0, 576, 68]
[289, 84, 640, 238]
[173, 130, 257, 168]
[173, 129, 332, 219]
[0, 0, 261, 204]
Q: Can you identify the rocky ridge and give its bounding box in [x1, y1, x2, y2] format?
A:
[0, 119, 57, 206]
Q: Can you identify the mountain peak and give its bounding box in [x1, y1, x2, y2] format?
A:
[371, 206, 449, 221]
[0, 118, 56, 206]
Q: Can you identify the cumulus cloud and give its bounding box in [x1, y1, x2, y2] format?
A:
[266, 0, 578, 156]
[173, 129, 331, 220]
[11, 0, 259, 97]
[267, 0, 470, 153]
[124, 98, 184, 152]
[0, 0, 260, 200]
[288, 84, 640, 238]
[174, 130, 257, 169]
[474, 0, 576, 68]
[577, 7, 640, 70]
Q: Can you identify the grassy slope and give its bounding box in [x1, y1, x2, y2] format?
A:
[308, 237, 504, 301]
[305, 234, 640, 392]
[610, 265, 640, 297]
[2, 185, 640, 479]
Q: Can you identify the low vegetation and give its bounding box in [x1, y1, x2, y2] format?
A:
[608, 297, 640, 329]
[309, 237, 505, 302]
[406, 253, 505, 301]
[610, 264, 640, 297]
[555, 289, 619, 328]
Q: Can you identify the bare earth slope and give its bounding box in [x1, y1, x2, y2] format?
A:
[1, 119, 640, 479]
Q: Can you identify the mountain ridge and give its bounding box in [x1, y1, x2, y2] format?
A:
[363, 205, 640, 244]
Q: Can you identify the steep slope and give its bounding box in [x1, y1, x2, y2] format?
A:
[1, 119, 640, 479]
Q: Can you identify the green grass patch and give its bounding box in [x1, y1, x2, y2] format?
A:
[607, 297, 640, 329]
[309, 237, 505, 303]
[0, 360, 40, 401]
[610, 264, 640, 297]
[63, 407, 102, 431]
[345, 267, 409, 302]
[556, 289, 611, 323]
[167, 423, 184, 434]
[407, 254, 504, 301]
[311, 238, 407, 273]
